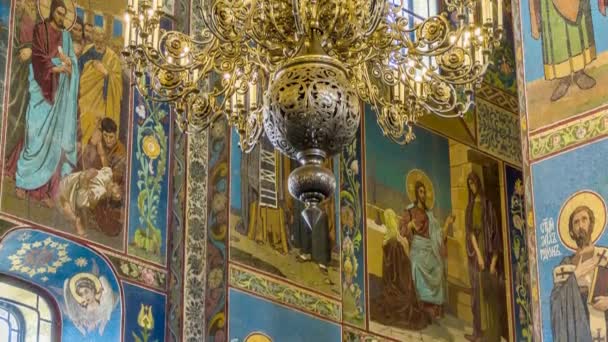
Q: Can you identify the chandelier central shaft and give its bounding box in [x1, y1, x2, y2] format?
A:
[263, 39, 360, 229]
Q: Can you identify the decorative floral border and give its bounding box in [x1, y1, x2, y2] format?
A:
[477, 82, 519, 114]
[167, 126, 187, 341]
[511, 0, 542, 340]
[340, 127, 366, 327]
[343, 325, 397, 342]
[477, 98, 523, 165]
[505, 168, 533, 341]
[529, 110, 608, 161]
[229, 264, 342, 322]
[183, 129, 209, 342]
[204, 118, 230, 341]
[129, 95, 170, 264]
[105, 254, 167, 291]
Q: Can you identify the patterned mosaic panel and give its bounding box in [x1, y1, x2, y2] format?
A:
[167, 128, 186, 342]
[206, 119, 230, 341]
[229, 263, 342, 322]
[183, 129, 209, 341]
[504, 166, 533, 341]
[341, 124, 366, 328]
[477, 83, 519, 114]
[343, 326, 398, 342]
[106, 253, 167, 291]
[477, 98, 522, 165]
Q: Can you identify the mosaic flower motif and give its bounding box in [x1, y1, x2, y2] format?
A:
[210, 120, 226, 139]
[75, 257, 88, 268]
[120, 262, 131, 275]
[211, 193, 227, 214]
[141, 267, 157, 286]
[574, 126, 587, 139]
[142, 135, 161, 160]
[136, 104, 147, 120]
[17, 232, 32, 242]
[514, 179, 524, 196]
[9, 238, 71, 278]
[208, 267, 224, 290]
[527, 211, 534, 229]
[341, 206, 355, 229]
[513, 214, 524, 231]
[350, 160, 359, 175]
[137, 304, 155, 330]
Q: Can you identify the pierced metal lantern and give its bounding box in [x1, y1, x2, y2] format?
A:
[263, 45, 359, 228]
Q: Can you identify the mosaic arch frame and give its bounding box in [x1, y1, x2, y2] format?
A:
[0, 227, 125, 341]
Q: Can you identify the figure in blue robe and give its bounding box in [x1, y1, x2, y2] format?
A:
[401, 181, 453, 318]
[14, 1, 78, 203]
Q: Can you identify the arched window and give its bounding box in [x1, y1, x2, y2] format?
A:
[0, 275, 60, 342]
[0, 301, 25, 342]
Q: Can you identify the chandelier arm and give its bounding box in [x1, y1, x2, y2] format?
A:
[430, 62, 489, 85]
[392, 16, 463, 57]
[362, 0, 389, 36]
[136, 29, 219, 74]
[231, 107, 265, 153]
[292, 0, 305, 35]
[268, 1, 296, 45]
[196, 1, 229, 43]
[321, 1, 342, 44]
[245, 30, 287, 60]
[185, 109, 226, 132]
[341, 48, 382, 68]
[146, 84, 204, 104]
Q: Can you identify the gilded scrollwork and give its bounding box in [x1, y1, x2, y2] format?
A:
[124, 0, 502, 149]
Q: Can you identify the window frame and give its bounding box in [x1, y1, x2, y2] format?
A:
[0, 274, 62, 342]
[0, 300, 26, 342]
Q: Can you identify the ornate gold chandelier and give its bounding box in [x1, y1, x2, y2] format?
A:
[123, 0, 503, 227]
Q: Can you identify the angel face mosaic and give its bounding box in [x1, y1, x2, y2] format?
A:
[0, 228, 122, 340]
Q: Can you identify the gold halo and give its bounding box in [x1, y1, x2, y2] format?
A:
[244, 333, 272, 342]
[38, 0, 77, 31]
[406, 169, 435, 210]
[69, 272, 102, 305]
[558, 190, 607, 251]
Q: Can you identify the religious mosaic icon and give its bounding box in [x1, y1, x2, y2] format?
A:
[551, 190, 608, 341]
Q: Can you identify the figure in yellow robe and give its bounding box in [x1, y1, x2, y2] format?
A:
[78, 27, 123, 150]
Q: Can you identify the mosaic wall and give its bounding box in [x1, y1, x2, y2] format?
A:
[221, 1, 530, 341]
[511, 0, 608, 340]
[224, 100, 527, 342]
[0, 0, 538, 340]
[0, 0, 185, 340]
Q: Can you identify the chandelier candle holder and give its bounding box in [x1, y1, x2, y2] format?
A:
[123, 0, 503, 230]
